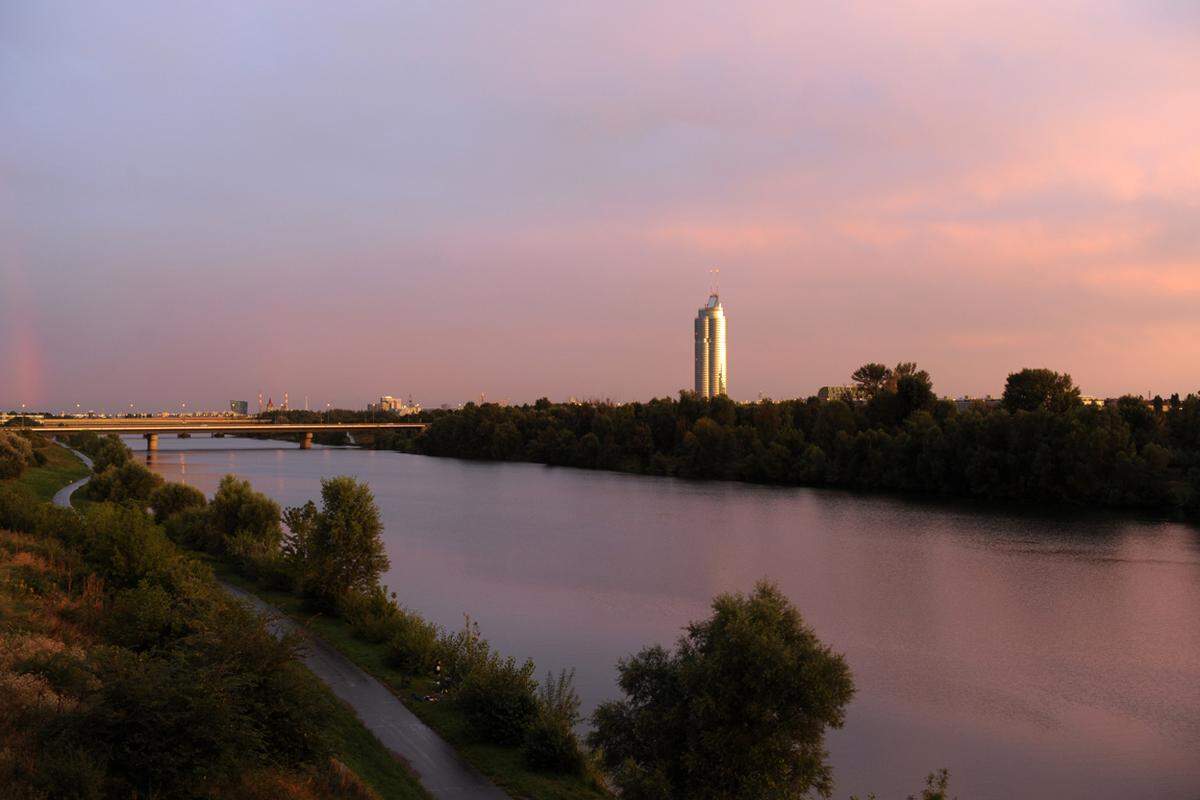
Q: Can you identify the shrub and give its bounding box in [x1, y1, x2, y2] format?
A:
[28, 745, 106, 800]
[164, 506, 221, 552]
[90, 434, 132, 472]
[209, 475, 282, 554]
[457, 652, 538, 745]
[82, 503, 180, 590]
[437, 615, 491, 687]
[35, 505, 86, 545]
[384, 611, 441, 674]
[103, 582, 196, 652]
[149, 482, 207, 524]
[86, 461, 164, 505]
[523, 668, 585, 773]
[242, 552, 298, 592]
[0, 429, 35, 479]
[0, 485, 43, 533]
[523, 713, 584, 775]
[341, 586, 400, 644]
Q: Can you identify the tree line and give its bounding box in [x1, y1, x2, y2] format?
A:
[363, 366, 1200, 519]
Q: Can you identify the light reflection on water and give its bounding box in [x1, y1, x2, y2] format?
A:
[136, 436, 1200, 800]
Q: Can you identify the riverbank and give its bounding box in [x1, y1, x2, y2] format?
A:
[210, 562, 610, 800]
[362, 394, 1200, 522]
[8, 440, 433, 800]
[7, 437, 90, 500]
[51, 436, 608, 800]
[133, 436, 1200, 799]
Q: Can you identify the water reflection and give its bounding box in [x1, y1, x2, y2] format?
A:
[135, 436, 1200, 800]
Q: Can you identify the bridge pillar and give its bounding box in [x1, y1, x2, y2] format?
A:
[145, 433, 158, 451]
[300, 431, 313, 450]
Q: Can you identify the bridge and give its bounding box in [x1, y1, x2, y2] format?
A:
[32, 420, 426, 450]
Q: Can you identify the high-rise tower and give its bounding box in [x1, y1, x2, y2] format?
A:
[694, 293, 727, 398]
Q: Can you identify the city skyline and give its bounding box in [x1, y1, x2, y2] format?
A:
[3, 1, 1199, 409]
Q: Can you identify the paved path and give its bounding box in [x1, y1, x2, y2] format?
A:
[51, 447, 508, 800]
[225, 584, 508, 800]
[53, 447, 94, 506]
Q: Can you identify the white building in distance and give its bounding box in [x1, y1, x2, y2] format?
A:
[694, 293, 727, 398]
[369, 395, 421, 416]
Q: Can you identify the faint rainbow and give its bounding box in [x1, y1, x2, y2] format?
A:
[1, 223, 46, 407]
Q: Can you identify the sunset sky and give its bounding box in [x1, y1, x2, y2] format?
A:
[2, 1, 1197, 411]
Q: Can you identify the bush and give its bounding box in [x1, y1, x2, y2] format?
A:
[90, 434, 132, 472]
[209, 475, 282, 554]
[523, 714, 584, 775]
[523, 668, 585, 773]
[385, 611, 441, 674]
[457, 652, 538, 745]
[0, 429, 35, 479]
[82, 503, 181, 590]
[103, 582, 190, 651]
[86, 461, 164, 505]
[28, 745, 106, 800]
[242, 552, 298, 592]
[436, 615, 491, 687]
[0, 484, 43, 533]
[341, 585, 400, 644]
[164, 506, 221, 552]
[149, 482, 207, 524]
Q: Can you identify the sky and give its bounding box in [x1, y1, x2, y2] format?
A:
[2, 1, 1198, 411]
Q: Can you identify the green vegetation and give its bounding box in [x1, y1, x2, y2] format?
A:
[26, 434, 958, 798]
[212, 566, 610, 800]
[0, 429, 38, 480]
[0, 433, 89, 500]
[282, 477, 391, 605]
[351, 365, 1200, 520]
[193, 473, 610, 799]
[589, 582, 854, 800]
[0, 481, 426, 800]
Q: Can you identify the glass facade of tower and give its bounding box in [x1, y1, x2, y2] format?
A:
[694, 294, 727, 398]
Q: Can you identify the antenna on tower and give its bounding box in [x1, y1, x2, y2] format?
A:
[709, 267, 720, 297]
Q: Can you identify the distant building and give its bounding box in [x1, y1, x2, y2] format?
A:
[230, 400, 249, 415]
[368, 395, 421, 416]
[694, 294, 727, 398]
[818, 385, 862, 403]
[953, 396, 1002, 414]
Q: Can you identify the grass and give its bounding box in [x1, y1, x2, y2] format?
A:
[213, 565, 612, 800]
[6, 440, 90, 500]
[0, 520, 428, 800]
[320, 680, 432, 800]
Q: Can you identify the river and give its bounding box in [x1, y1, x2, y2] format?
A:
[133, 435, 1200, 799]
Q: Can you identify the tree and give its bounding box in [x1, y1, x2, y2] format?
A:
[297, 477, 390, 603]
[86, 461, 165, 505]
[209, 475, 281, 553]
[1002, 368, 1082, 413]
[589, 581, 854, 800]
[91, 434, 132, 472]
[894, 370, 936, 420]
[149, 482, 207, 524]
[851, 363, 892, 398]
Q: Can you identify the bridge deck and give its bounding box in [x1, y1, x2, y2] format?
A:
[32, 422, 425, 435]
